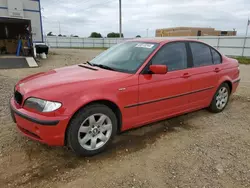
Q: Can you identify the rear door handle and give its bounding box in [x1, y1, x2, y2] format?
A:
[214, 68, 221, 73]
[181, 73, 191, 78]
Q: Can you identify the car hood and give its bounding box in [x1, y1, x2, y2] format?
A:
[16, 65, 131, 97]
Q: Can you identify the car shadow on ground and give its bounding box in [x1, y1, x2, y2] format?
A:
[2, 110, 207, 187]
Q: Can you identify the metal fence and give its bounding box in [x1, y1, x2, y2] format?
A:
[44, 36, 131, 48]
[44, 36, 250, 57]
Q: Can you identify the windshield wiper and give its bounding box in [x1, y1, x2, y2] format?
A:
[85, 61, 93, 66]
[93, 64, 115, 71]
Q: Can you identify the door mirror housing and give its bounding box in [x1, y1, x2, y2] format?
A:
[149, 65, 168, 74]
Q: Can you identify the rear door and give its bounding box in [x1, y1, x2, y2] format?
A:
[187, 42, 222, 107]
[137, 42, 193, 124]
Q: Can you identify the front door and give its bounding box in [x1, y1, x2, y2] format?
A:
[137, 42, 193, 125]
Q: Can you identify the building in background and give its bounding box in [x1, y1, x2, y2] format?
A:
[0, 0, 47, 67]
[0, 0, 43, 43]
[155, 27, 237, 37]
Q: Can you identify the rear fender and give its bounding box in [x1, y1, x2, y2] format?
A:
[208, 76, 233, 104]
[217, 76, 232, 89]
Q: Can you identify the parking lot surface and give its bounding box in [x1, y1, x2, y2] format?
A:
[0, 49, 250, 188]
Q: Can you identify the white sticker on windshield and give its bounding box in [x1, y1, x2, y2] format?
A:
[135, 43, 155, 48]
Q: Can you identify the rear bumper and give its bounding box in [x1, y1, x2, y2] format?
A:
[10, 97, 70, 146]
[232, 78, 240, 93]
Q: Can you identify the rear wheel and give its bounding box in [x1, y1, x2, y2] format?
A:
[67, 104, 117, 156]
[208, 83, 230, 113]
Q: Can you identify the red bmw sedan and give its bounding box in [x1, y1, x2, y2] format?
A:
[10, 38, 240, 156]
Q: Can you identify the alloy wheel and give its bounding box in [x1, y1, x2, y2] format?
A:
[78, 113, 112, 151]
[216, 87, 229, 110]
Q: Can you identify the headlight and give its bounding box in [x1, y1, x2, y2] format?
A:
[24, 97, 62, 112]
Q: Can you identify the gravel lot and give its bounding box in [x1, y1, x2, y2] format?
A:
[0, 49, 250, 188]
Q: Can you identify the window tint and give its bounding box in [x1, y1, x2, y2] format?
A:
[190, 42, 213, 67]
[211, 48, 221, 64]
[151, 42, 187, 71]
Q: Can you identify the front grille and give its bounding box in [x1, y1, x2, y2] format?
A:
[14, 91, 23, 105]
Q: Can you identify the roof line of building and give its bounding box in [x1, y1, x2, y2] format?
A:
[0, 7, 40, 13]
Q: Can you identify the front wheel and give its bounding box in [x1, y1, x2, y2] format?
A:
[67, 104, 117, 156]
[208, 83, 230, 113]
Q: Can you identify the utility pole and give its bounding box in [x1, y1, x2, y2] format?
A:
[245, 18, 249, 37]
[146, 0, 149, 37]
[58, 21, 61, 35]
[242, 18, 249, 56]
[119, 0, 122, 38]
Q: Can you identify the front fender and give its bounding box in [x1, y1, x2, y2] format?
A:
[63, 88, 121, 117]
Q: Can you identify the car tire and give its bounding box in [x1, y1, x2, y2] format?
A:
[208, 83, 230, 113]
[67, 104, 117, 156]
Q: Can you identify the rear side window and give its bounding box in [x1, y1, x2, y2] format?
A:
[151, 42, 187, 71]
[190, 42, 213, 67]
[211, 48, 222, 64]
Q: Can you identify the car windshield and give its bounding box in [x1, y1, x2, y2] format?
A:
[90, 41, 159, 73]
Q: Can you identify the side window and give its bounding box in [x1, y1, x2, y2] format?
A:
[151, 42, 187, 71]
[190, 42, 213, 67]
[211, 48, 222, 64]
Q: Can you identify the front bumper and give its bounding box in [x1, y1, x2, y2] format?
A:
[10, 97, 70, 146]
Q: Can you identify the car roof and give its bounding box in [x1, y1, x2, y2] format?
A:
[129, 38, 201, 44]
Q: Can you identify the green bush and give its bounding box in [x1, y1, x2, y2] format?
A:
[233, 57, 250, 65]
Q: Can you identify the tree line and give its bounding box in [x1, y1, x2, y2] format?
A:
[90, 32, 141, 38]
[47, 31, 141, 38]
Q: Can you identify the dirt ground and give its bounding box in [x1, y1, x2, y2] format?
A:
[0, 48, 250, 188]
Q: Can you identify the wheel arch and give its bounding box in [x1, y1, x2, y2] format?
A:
[217, 75, 233, 93]
[209, 79, 233, 107]
[223, 80, 232, 94]
[64, 99, 122, 145]
[208, 79, 232, 113]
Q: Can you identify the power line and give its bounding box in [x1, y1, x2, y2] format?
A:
[42, 0, 117, 25]
[43, 19, 119, 24]
[43, 0, 122, 36]
[81, 0, 117, 12]
[81, 0, 94, 4]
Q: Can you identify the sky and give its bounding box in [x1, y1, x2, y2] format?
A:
[41, 0, 250, 38]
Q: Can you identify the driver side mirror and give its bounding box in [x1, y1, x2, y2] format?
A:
[149, 65, 168, 74]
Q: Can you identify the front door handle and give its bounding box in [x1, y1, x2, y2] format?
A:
[181, 73, 191, 78]
[214, 67, 221, 73]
